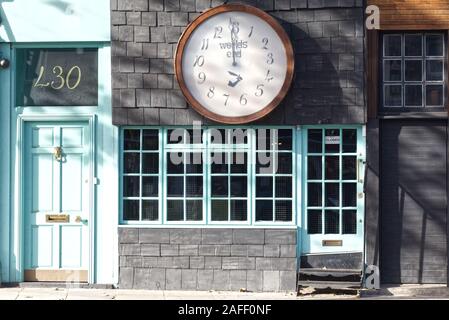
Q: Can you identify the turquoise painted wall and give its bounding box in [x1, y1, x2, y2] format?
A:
[0, 1, 116, 284]
[0, 0, 110, 42]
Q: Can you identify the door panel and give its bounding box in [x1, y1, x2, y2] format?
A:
[24, 122, 90, 282]
[302, 127, 365, 254]
[380, 120, 447, 284]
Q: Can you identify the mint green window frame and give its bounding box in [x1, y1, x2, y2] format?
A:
[119, 126, 298, 226]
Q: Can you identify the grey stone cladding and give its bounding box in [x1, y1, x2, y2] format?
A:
[111, 0, 365, 125]
[118, 228, 298, 291]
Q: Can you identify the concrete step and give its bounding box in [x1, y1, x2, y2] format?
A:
[299, 268, 362, 277]
[298, 280, 362, 290]
[18, 282, 114, 289]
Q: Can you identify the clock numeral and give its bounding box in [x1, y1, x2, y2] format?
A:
[248, 26, 254, 38]
[198, 72, 206, 84]
[240, 94, 248, 106]
[223, 93, 230, 106]
[265, 70, 274, 82]
[262, 38, 269, 50]
[266, 53, 274, 65]
[201, 38, 209, 51]
[214, 26, 223, 39]
[255, 84, 264, 97]
[207, 86, 215, 99]
[193, 55, 205, 67]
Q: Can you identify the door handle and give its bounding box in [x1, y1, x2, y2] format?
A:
[75, 216, 88, 225]
[53, 146, 63, 161]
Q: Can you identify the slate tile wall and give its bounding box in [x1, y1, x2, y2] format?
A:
[111, 0, 365, 125]
[118, 228, 298, 291]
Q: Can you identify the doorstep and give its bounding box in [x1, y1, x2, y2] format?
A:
[17, 282, 115, 289]
[360, 284, 449, 298]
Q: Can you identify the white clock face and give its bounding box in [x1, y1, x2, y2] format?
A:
[180, 10, 289, 119]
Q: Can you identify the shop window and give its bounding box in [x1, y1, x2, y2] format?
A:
[306, 129, 358, 235]
[255, 129, 294, 222]
[122, 129, 160, 221]
[382, 33, 446, 109]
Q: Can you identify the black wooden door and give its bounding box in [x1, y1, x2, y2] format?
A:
[380, 119, 447, 283]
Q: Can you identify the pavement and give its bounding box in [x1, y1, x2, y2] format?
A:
[0, 286, 357, 300]
[0, 284, 448, 300]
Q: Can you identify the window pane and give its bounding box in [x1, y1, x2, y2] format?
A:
[256, 129, 272, 150]
[186, 200, 202, 221]
[167, 176, 183, 197]
[342, 129, 357, 153]
[342, 156, 357, 180]
[384, 35, 402, 56]
[308, 129, 322, 153]
[211, 152, 227, 174]
[277, 153, 292, 174]
[186, 176, 203, 197]
[256, 152, 274, 174]
[211, 200, 228, 221]
[231, 176, 247, 197]
[256, 200, 273, 221]
[426, 34, 444, 56]
[308, 156, 322, 180]
[325, 156, 339, 180]
[325, 129, 340, 153]
[230, 153, 247, 173]
[167, 152, 184, 174]
[186, 152, 203, 174]
[325, 210, 340, 234]
[405, 34, 422, 56]
[210, 129, 227, 144]
[123, 176, 139, 197]
[123, 200, 139, 221]
[230, 200, 247, 221]
[142, 200, 158, 221]
[384, 85, 402, 107]
[275, 200, 292, 221]
[307, 210, 322, 234]
[426, 60, 443, 81]
[278, 129, 293, 150]
[343, 183, 357, 207]
[167, 200, 183, 221]
[211, 176, 228, 197]
[384, 60, 402, 81]
[142, 153, 159, 174]
[405, 85, 423, 107]
[342, 210, 357, 234]
[142, 176, 158, 197]
[308, 183, 322, 207]
[124, 129, 140, 150]
[124, 153, 140, 173]
[142, 129, 158, 150]
[256, 176, 273, 197]
[167, 129, 185, 144]
[186, 129, 203, 144]
[325, 183, 340, 207]
[404, 60, 422, 81]
[426, 85, 444, 106]
[275, 177, 292, 198]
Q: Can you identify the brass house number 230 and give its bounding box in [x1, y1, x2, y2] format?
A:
[34, 65, 82, 90]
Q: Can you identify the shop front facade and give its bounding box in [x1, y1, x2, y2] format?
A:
[365, 1, 449, 284]
[0, 1, 117, 284]
[112, 0, 366, 291]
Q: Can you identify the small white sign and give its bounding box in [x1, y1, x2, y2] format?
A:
[325, 136, 340, 145]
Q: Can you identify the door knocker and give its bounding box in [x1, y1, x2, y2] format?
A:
[53, 146, 63, 161]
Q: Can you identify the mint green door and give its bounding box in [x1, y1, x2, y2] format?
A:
[24, 122, 90, 282]
[301, 127, 365, 254]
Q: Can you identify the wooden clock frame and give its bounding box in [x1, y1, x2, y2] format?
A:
[174, 4, 295, 124]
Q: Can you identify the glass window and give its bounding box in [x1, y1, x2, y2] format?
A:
[122, 129, 159, 221]
[382, 33, 446, 109]
[306, 128, 359, 235]
[255, 129, 294, 222]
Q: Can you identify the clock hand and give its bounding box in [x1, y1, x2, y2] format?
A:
[229, 19, 238, 67]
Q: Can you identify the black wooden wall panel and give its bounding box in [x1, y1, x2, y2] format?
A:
[380, 119, 448, 284]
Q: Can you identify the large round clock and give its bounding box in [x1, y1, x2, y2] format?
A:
[175, 4, 295, 124]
